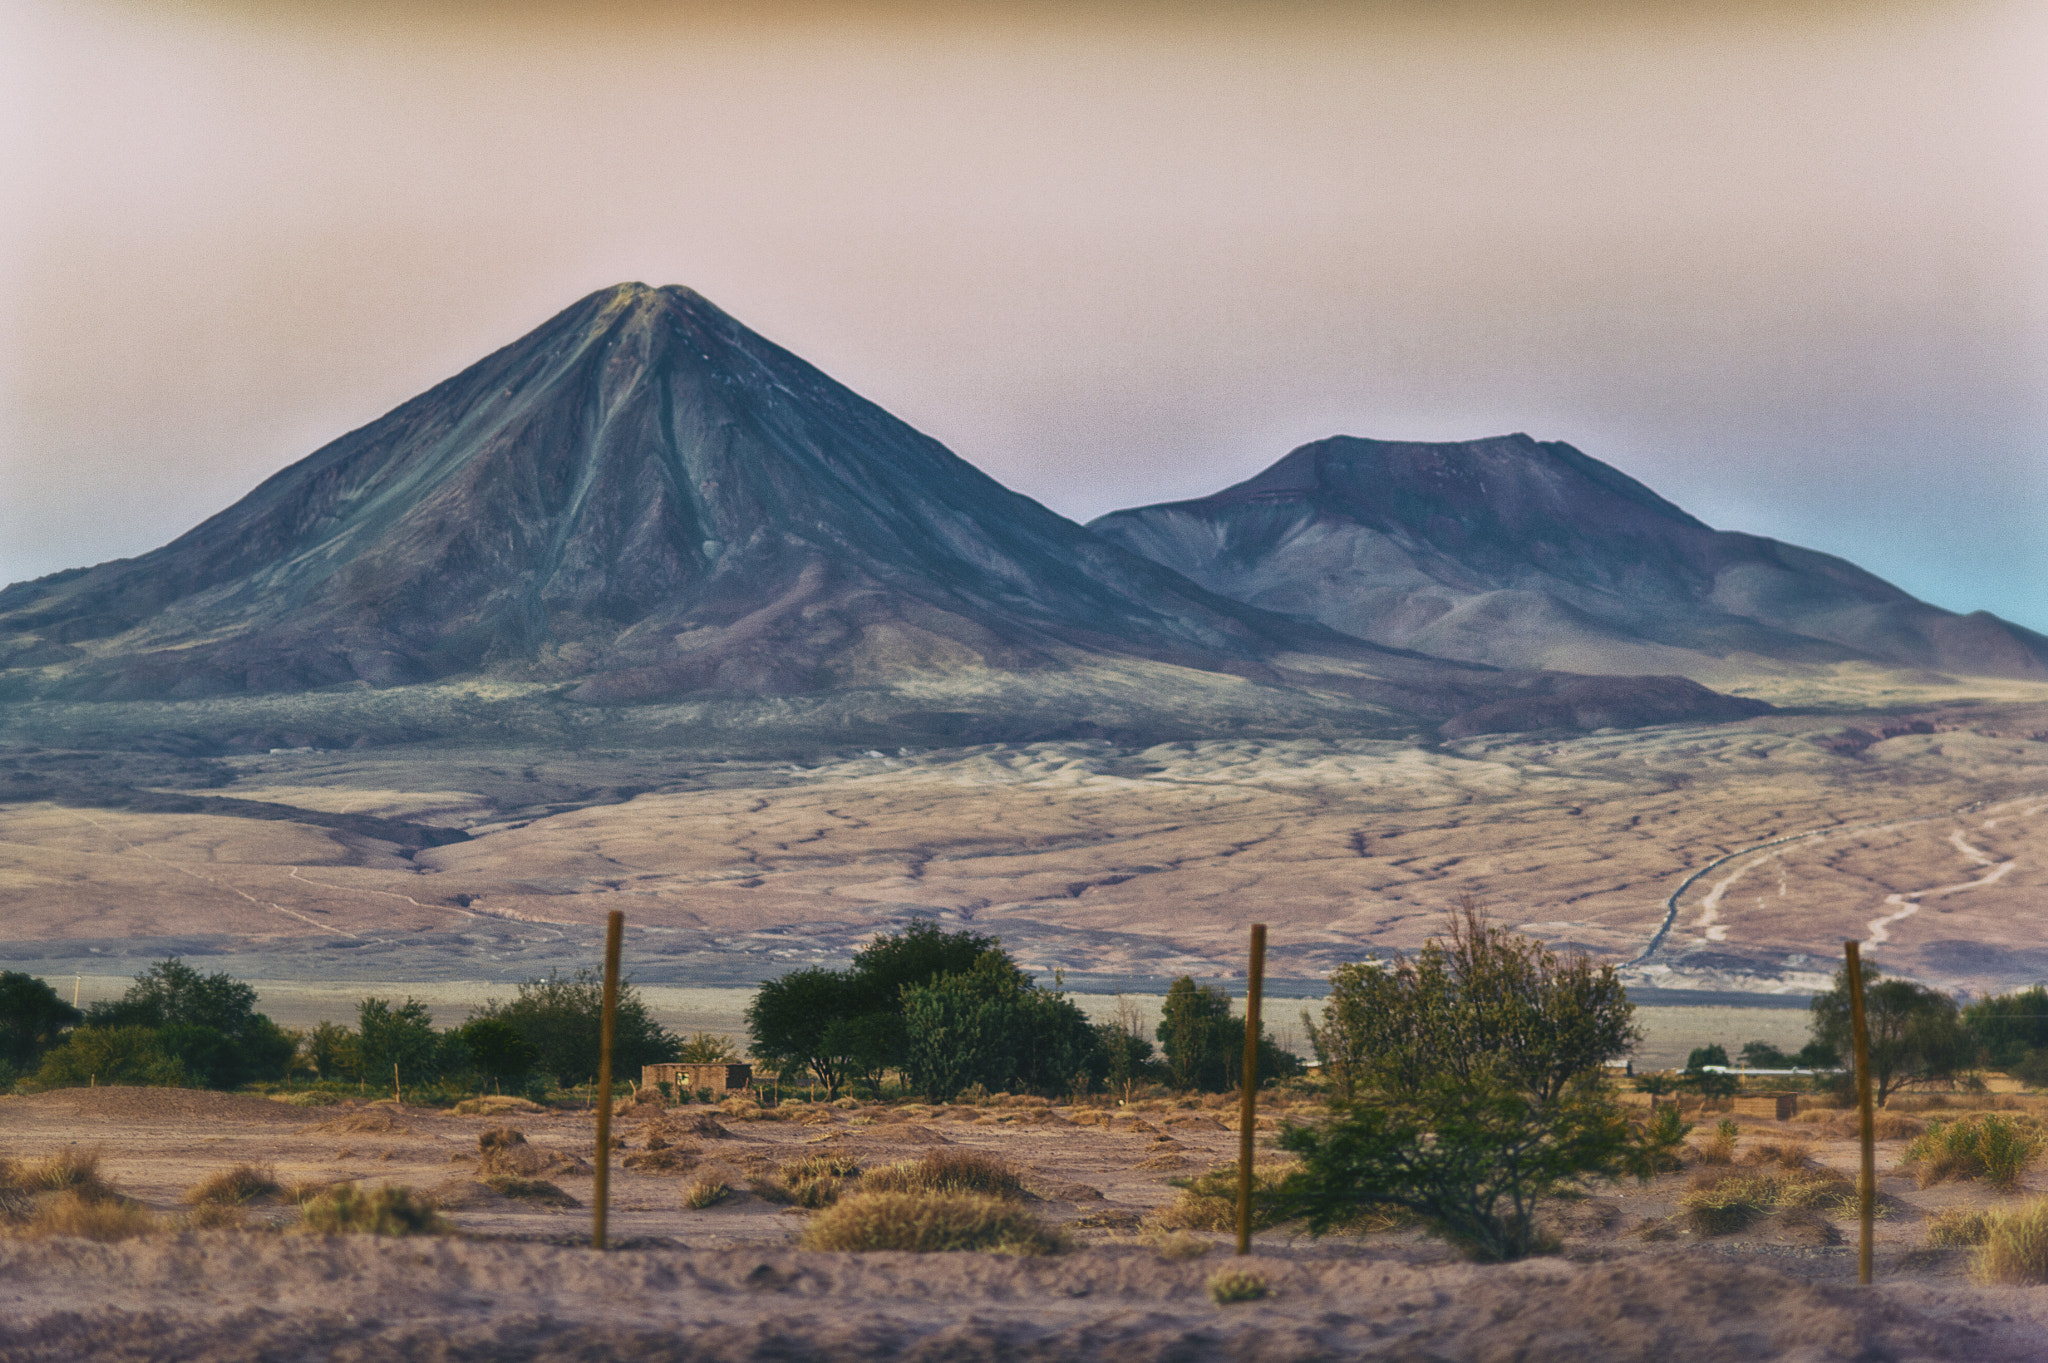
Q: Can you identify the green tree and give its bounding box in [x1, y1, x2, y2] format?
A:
[472, 970, 675, 1087]
[82, 958, 292, 1088]
[1739, 1040, 1790, 1068]
[898, 956, 1100, 1102]
[0, 972, 81, 1071]
[302, 1021, 358, 1081]
[35, 1025, 186, 1088]
[1810, 959, 1973, 1105]
[1157, 977, 1301, 1093]
[1281, 907, 1648, 1261]
[455, 1017, 537, 1089]
[357, 998, 441, 1087]
[745, 967, 861, 1096]
[1964, 986, 2048, 1071]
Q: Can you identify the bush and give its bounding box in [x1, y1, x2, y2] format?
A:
[684, 1176, 731, 1209]
[1975, 1201, 2048, 1284]
[185, 1164, 281, 1207]
[1902, 1115, 2043, 1193]
[297, 1184, 447, 1236]
[1283, 908, 1643, 1262]
[21, 1146, 116, 1201]
[1927, 1207, 1994, 1247]
[1150, 1162, 1294, 1233]
[1696, 1119, 1740, 1165]
[800, 1191, 1063, 1254]
[1207, 1269, 1269, 1304]
[1678, 1167, 1855, 1235]
[34, 1026, 186, 1088]
[12, 1191, 156, 1241]
[859, 1150, 1022, 1199]
[357, 997, 441, 1089]
[1964, 987, 2048, 1070]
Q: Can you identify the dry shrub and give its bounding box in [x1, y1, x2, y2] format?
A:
[1144, 1227, 1212, 1259]
[14, 1191, 157, 1241]
[22, 1147, 115, 1202]
[623, 1142, 700, 1174]
[1150, 1163, 1294, 1234]
[760, 1154, 862, 1209]
[861, 1150, 1022, 1200]
[298, 1183, 447, 1236]
[684, 1177, 731, 1209]
[185, 1163, 282, 1207]
[484, 1176, 578, 1207]
[800, 1190, 1063, 1255]
[1903, 1115, 2043, 1193]
[1927, 1206, 1994, 1247]
[1679, 1167, 1854, 1235]
[182, 1201, 249, 1230]
[478, 1125, 526, 1152]
[315, 1110, 408, 1136]
[1974, 1201, 2048, 1284]
[1693, 1119, 1739, 1166]
[1870, 1112, 1926, 1141]
[477, 1128, 589, 1180]
[1207, 1268, 1269, 1304]
[1742, 1140, 1812, 1171]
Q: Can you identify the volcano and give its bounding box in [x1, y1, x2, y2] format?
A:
[0, 289, 1768, 739]
[1088, 434, 2048, 683]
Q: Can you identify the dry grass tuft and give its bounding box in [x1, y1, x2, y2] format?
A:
[1679, 1167, 1855, 1235]
[21, 1147, 116, 1202]
[1144, 1227, 1212, 1260]
[1975, 1201, 2048, 1284]
[1207, 1268, 1269, 1304]
[478, 1126, 526, 1152]
[1903, 1115, 2043, 1193]
[13, 1191, 157, 1241]
[1149, 1163, 1294, 1233]
[297, 1183, 448, 1236]
[800, 1190, 1063, 1255]
[861, 1150, 1022, 1200]
[185, 1163, 282, 1207]
[1742, 1140, 1812, 1171]
[483, 1176, 578, 1207]
[684, 1176, 731, 1209]
[1927, 1206, 1995, 1247]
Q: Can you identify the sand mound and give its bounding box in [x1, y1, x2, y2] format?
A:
[2, 1087, 319, 1126]
[0, 1237, 2035, 1361]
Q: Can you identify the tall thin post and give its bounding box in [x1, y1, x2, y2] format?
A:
[1845, 939, 1875, 1285]
[593, 910, 624, 1251]
[1235, 922, 1267, 1256]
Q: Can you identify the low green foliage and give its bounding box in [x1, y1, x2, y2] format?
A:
[1151, 1162, 1294, 1233]
[1206, 1268, 1269, 1304]
[1903, 1115, 2043, 1193]
[800, 1190, 1063, 1254]
[297, 1184, 447, 1236]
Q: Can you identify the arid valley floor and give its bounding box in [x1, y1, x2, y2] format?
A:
[8, 1084, 2048, 1360]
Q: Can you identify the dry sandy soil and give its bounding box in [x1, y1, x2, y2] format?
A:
[4, 695, 2047, 997]
[6, 1086, 2048, 1360]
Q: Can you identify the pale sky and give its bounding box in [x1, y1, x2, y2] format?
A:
[4, 0, 2044, 631]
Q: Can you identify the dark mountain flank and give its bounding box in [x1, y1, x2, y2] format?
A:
[0, 289, 1766, 739]
[1089, 434, 2048, 683]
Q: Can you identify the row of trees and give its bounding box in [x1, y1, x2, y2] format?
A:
[745, 921, 1301, 1101]
[0, 960, 688, 1094]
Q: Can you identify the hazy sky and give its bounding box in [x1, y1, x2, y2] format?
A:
[4, 0, 2044, 631]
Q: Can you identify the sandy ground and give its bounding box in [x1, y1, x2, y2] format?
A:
[4, 701, 2048, 999]
[7, 1087, 2048, 1360]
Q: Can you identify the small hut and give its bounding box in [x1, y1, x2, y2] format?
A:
[642, 1061, 752, 1095]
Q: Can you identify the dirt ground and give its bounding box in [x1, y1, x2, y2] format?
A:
[6, 1086, 2048, 1360]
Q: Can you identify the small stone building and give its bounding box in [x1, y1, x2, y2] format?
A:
[643, 1061, 752, 1094]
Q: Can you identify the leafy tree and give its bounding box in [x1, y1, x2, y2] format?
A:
[677, 1032, 741, 1063]
[1097, 997, 1157, 1099]
[1686, 1043, 1729, 1071]
[846, 921, 1009, 1016]
[746, 967, 861, 1096]
[1682, 1044, 1737, 1097]
[302, 1021, 358, 1081]
[899, 955, 1101, 1102]
[473, 970, 676, 1087]
[1158, 977, 1301, 1093]
[1282, 907, 1649, 1261]
[0, 972, 81, 1070]
[80, 958, 292, 1088]
[456, 1017, 537, 1089]
[1964, 986, 2048, 1071]
[35, 1025, 186, 1088]
[357, 997, 441, 1086]
[1739, 1040, 1790, 1068]
[1810, 959, 1973, 1105]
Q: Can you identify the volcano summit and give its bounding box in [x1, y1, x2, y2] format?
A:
[0, 285, 1764, 746]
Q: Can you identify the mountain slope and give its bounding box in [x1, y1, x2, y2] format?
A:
[1088, 434, 2048, 682]
[0, 291, 1767, 739]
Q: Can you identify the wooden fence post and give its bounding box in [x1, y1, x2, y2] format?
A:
[1235, 922, 1267, 1256]
[593, 910, 624, 1251]
[1845, 939, 1875, 1285]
